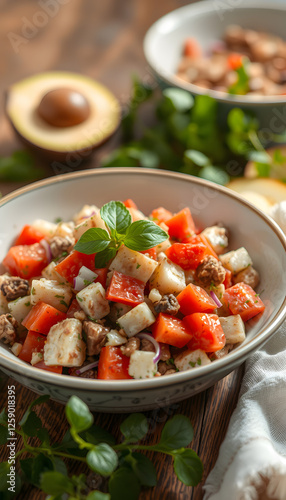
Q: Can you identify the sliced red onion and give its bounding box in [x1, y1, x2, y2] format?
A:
[75, 360, 99, 375]
[80, 210, 96, 220]
[210, 290, 223, 308]
[136, 332, 161, 364]
[40, 239, 52, 263]
[73, 266, 98, 291]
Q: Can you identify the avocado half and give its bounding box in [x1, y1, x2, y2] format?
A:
[6, 72, 121, 162]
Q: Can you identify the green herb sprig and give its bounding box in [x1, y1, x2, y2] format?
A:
[74, 201, 168, 268]
[0, 395, 203, 500]
[228, 57, 250, 95]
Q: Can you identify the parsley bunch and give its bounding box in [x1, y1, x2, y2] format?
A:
[0, 395, 203, 500]
[74, 201, 168, 268]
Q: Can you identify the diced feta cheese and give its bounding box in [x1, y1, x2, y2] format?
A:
[118, 303, 156, 337]
[30, 278, 73, 312]
[148, 288, 162, 303]
[73, 204, 99, 225]
[128, 207, 147, 222]
[201, 226, 228, 255]
[44, 318, 86, 367]
[128, 350, 156, 379]
[175, 349, 211, 371]
[105, 329, 128, 346]
[11, 342, 22, 357]
[31, 219, 57, 237]
[54, 221, 75, 239]
[109, 246, 158, 283]
[219, 247, 252, 274]
[31, 352, 43, 365]
[8, 296, 32, 324]
[74, 212, 106, 240]
[212, 284, 225, 302]
[154, 239, 171, 254]
[219, 315, 246, 344]
[149, 258, 186, 295]
[76, 282, 110, 319]
[41, 261, 70, 284]
[108, 302, 133, 322]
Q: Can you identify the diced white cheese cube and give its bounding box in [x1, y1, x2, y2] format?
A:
[154, 239, 171, 255]
[31, 352, 43, 365]
[212, 284, 225, 303]
[219, 315, 246, 344]
[118, 303, 156, 337]
[175, 349, 211, 371]
[128, 207, 147, 222]
[11, 342, 22, 357]
[31, 219, 57, 237]
[44, 318, 86, 367]
[105, 329, 128, 346]
[73, 204, 99, 225]
[76, 282, 110, 319]
[8, 296, 32, 324]
[30, 278, 73, 312]
[201, 226, 228, 255]
[149, 258, 186, 295]
[219, 247, 252, 274]
[148, 288, 162, 303]
[54, 221, 75, 239]
[128, 350, 156, 379]
[41, 261, 70, 284]
[74, 212, 106, 240]
[109, 246, 158, 283]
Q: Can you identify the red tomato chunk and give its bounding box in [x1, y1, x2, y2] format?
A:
[152, 313, 193, 348]
[18, 330, 46, 363]
[22, 301, 67, 335]
[14, 225, 45, 246]
[165, 207, 196, 242]
[177, 283, 217, 316]
[106, 271, 145, 307]
[97, 346, 132, 380]
[3, 243, 49, 279]
[223, 283, 265, 322]
[165, 242, 208, 270]
[184, 313, 226, 352]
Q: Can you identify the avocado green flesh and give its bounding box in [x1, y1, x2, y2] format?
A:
[6, 72, 121, 153]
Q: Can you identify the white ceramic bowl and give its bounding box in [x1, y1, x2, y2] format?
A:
[143, 0, 286, 127]
[0, 168, 285, 412]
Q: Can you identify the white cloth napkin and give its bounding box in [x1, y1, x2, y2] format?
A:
[204, 203, 286, 500]
[203, 322, 286, 500]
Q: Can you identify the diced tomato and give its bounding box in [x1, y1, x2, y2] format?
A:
[228, 53, 243, 70]
[152, 313, 193, 348]
[194, 234, 219, 260]
[183, 37, 202, 59]
[66, 298, 82, 318]
[18, 330, 46, 363]
[2, 243, 49, 279]
[97, 346, 132, 380]
[184, 313, 226, 352]
[165, 241, 208, 270]
[223, 269, 232, 289]
[106, 271, 145, 306]
[140, 247, 157, 260]
[54, 251, 96, 284]
[150, 207, 173, 224]
[165, 208, 196, 242]
[123, 199, 138, 209]
[94, 267, 108, 288]
[14, 225, 45, 246]
[223, 283, 265, 322]
[177, 283, 217, 315]
[22, 301, 66, 335]
[34, 360, 62, 374]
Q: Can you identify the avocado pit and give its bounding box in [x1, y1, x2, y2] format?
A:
[37, 88, 91, 128]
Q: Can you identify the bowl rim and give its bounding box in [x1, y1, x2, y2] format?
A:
[0, 167, 286, 391]
[143, 0, 286, 106]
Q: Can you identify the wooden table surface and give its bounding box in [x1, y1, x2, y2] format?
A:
[0, 1, 245, 498]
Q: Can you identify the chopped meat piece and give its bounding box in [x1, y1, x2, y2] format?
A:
[160, 343, 171, 361]
[83, 321, 109, 356]
[140, 338, 155, 353]
[0, 314, 17, 345]
[1, 277, 29, 301]
[49, 235, 74, 259]
[158, 361, 176, 376]
[233, 266, 260, 289]
[195, 255, 226, 287]
[120, 337, 140, 357]
[153, 294, 180, 315]
[210, 343, 235, 360]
